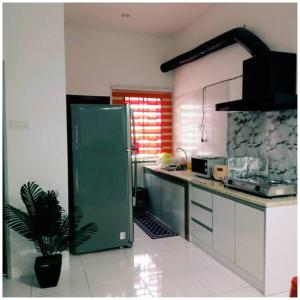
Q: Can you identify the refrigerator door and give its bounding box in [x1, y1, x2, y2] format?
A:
[70, 104, 133, 254]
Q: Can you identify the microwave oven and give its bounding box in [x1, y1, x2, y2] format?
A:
[192, 156, 226, 179]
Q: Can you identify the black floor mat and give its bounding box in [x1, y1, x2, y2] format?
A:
[134, 213, 178, 239]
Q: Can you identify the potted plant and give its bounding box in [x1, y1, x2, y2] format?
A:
[4, 181, 98, 288]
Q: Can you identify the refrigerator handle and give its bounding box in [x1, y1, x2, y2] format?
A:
[129, 107, 138, 206]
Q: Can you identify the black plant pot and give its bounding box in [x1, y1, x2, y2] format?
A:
[34, 254, 62, 288]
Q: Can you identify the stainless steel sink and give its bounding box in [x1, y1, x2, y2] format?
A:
[166, 165, 187, 171]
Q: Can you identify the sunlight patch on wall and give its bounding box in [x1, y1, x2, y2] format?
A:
[173, 82, 228, 158]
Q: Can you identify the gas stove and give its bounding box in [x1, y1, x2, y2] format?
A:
[223, 176, 297, 198]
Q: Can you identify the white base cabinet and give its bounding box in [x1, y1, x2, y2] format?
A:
[189, 184, 296, 296]
[236, 202, 265, 282]
[213, 194, 235, 262]
[264, 205, 297, 295]
[190, 186, 213, 247]
[191, 219, 212, 247]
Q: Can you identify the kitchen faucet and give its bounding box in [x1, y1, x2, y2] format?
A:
[176, 147, 188, 169]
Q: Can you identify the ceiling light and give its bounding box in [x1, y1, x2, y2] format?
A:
[121, 13, 130, 18]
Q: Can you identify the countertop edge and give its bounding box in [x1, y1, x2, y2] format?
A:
[144, 166, 297, 208]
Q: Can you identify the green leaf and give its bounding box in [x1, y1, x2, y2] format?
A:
[3, 205, 32, 240]
[34, 237, 48, 256]
[6, 181, 98, 257]
[33, 240, 44, 255]
[56, 235, 70, 253]
[34, 191, 63, 236]
[42, 236, 54, 256]
[20, 182, 42, 218]
[57, 214, 69, 235]
[74, 206, 83, 229]
[73, 223, 98, 248]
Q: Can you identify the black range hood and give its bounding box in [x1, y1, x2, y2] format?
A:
[216, 51, 297, 111]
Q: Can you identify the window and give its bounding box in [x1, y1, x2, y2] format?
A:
[112, 89, 172, 161]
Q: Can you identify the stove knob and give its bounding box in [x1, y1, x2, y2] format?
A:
[255, 185, 260, 191]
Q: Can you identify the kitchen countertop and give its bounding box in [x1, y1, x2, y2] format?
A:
[144, 165, 297, 208]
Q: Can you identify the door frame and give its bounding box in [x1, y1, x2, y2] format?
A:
[3, 60, 12, 278]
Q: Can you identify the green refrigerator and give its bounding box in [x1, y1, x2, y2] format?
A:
[69, 104, 134, 254]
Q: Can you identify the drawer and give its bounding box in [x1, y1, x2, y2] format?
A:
[191, 219, 212, 248]
[191, 202, 213, 229]
[190, 186, 213, 209]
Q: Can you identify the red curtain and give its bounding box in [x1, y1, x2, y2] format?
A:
[112, 90, 172, 160]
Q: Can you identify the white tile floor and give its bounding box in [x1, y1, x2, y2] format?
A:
[3, 224, 290, 297]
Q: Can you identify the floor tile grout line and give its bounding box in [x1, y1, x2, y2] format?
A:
[138, 276, 155, 297]
[153, 249, 251, 297]
[126, 230, 200, 297]
[84, 276, 154, 297]
[211, 284, 263, 297]
[4, 228, 268, 298]
[267, 290, 290, 297]
[30, 275, 33, 297]
[121, 247, 155, 297]
[80, 250, 140, 294]
[122, 247, 135, 266]
[79, 255, 92, 297]
[187, 277, 215, 297]
[65, 245, 251, 297]
[193, 274, 251, 297]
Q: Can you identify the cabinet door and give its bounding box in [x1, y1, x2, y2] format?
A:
[213, 194, 235, 262]
[145, 172, 153, 210]
[144, 171, 152, 195]
[149, 175, 161, 219]
[171, 182, 185, 236]
[191, 202, 212, 229]
[236, 203, 265, 281]
[191, 219, 213, 247]
[160, 178, 172, 227]
[190, 186, 213, 209]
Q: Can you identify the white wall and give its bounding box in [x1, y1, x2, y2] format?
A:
[173, 45, 249, 158]
[3, 3, 68, 278]
[65, 26, 174, 96]
[173, 3, 297, 55]
[172, 3, 297, 158]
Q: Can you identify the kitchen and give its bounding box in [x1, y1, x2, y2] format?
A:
[3, 2, 297, 298]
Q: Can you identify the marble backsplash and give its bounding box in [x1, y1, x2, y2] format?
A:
[227, 109, 297, 183]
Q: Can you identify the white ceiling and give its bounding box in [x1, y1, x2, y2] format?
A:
[64, 3, 214, 37]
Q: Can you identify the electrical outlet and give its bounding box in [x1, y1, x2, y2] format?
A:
[9, 120, 29, 130]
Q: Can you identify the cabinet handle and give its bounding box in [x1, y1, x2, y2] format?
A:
[191, 217, 213, 232]
[191, 200, 213, 212]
